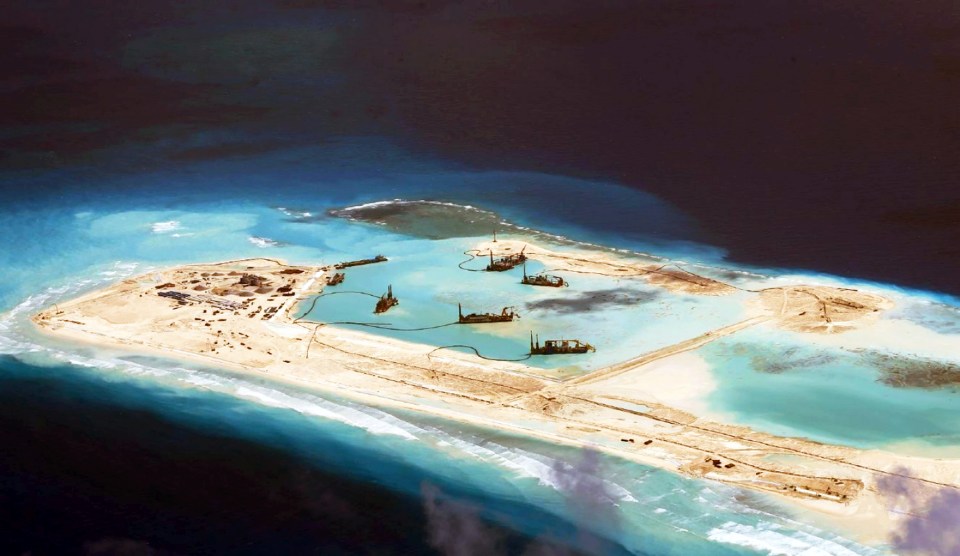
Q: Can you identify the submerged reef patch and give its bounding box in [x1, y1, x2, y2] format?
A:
[712, 342, 839, 375]
[328, 200, 502, 239]
[750, 347, 839, 375]
[864, 352, 960, 389]
[525, 288, 659, 314]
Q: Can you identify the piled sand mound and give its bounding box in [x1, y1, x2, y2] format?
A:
[760, 285, 892, 333]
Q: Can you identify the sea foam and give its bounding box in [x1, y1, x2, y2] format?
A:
[151, 220, 182, 234]
[706, 522, 881, 556]
[247, 236, 281, 248]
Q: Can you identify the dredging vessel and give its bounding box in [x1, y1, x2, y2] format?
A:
[457, 303, 517, 324]
[521, 262, 565, 287]
[336, 255, 387, 270]
[486, 247, 526, 272]
[374, 285, 399, 314]
[529, 332, 594, 355]
[325, 272, 345, 286]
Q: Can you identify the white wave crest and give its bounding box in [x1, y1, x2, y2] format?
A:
[418, 423, 637, 503]
[234, 384, 417, 440]
[248, 236, 280, 248]
[0, 261, 144, 355]
[335, 199, 487, 215]
[276, 207, 314, 219]
[151, 220, 182, 234]
[707, 522, 881, 556]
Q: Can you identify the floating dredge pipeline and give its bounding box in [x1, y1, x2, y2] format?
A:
[457, 250, 487, 272]
[427, 345, 533, 363]
[294, 290, 382, 322]
[332, 321, 460, 332]
[305, 323, 479, 358]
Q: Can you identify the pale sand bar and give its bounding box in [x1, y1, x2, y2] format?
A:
[30, 247, 960, 546]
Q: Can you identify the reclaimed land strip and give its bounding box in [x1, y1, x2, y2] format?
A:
[567, 316, 771, 386]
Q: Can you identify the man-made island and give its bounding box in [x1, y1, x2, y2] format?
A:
[32, 239, 959, 544]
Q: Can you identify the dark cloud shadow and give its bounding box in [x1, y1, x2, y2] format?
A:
[526, 289, 659, 314]
[877, 468, 960, 555]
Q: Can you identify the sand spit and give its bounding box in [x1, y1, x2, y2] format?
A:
[473, 239, 737, 296]
[30, 249, 958, 545]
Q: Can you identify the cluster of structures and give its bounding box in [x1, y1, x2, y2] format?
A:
[152, 265, 317, 324]
[158, 289, 244, 312]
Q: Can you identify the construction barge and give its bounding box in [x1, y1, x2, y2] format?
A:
[457, 304, 517, 324]
[335, 255, 387, 270]
[374, 285, 399, 314]
[521, 262, 565, 287]
[486, 247, 526, 272]
[325, 272, 345, 286]
[530, 332, 595, 355]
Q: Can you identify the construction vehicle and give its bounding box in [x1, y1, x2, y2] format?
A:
[457, 303, 517, 324]
[485, 247, 526, 272]
[335, 255, 387, 270]
[529, 332, 595, 355]
[521, 262, 565, 287]
[326, 272, 345, 286]
[374, 285, 399, 314]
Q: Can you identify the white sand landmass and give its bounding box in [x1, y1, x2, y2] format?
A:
[29, 246, 960, 546]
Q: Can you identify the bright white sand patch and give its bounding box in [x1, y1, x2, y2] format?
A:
[809, 318, 960, 363]
[578, 351, 717, 416]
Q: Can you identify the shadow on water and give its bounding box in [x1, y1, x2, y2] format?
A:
[0, 356, 635, 556]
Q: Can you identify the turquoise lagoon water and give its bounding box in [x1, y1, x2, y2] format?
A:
[2, 179, 958, 554]
[700, 324, 960, 452]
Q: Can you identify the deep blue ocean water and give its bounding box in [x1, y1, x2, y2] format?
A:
[3, 142, 955, 555]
